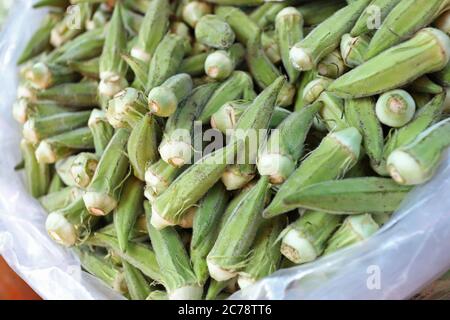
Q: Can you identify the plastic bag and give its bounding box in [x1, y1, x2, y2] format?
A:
[1, 1, 450, 300]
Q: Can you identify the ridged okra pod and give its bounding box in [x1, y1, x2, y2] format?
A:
[275, 7, 303, 83]
[214, 6, 260, 45]
[317, 50, 346, 79]
[257, 102, 321, 184]
[144, 159, 184, 202]
[198, 71, 255, 124]
[329, 28, 450, 98]
[12, 99, 73, 124]
[35, 127, 94, 164]
[35, 81, 99, 107]
[107, 88, 148, 128]
[250, 1, 291, 28]
[26, 62, 79, 90]
[179, 52, 209, 77]
[340, 33, 370, 68]
[151, 77, 285, 229]
[83, 128, 130, 216]
[264, 127, 362, 218]
[148, 73, 193, 117]
[204, 43, 245, 80]
[99, 3, 129, 99]
[88, 109, 114, 157]
[289, 0, 371, 71]
[23, 110, 91, 144]
[159, 82, 218, 167]
[145, 34, 187, 92]
[207, 176, 270, 282]
[350, 0, 402, 37]
[284, 177, 412, 214]
[366, 0, 450, 59]
[237, 216, 285, 288]
[387, 118, 450, 185]
[182, 1, 213, 28]
[324, 214, 379, 255]
[114, 176, 145, 252]
[122, 260, 151, 300]
[20, 139, 50, 198]
[68, 58, 100, 79]
[55, 155, 79, 187]
[50, 3, 91, 48]
[294, 70, 317, 110]
[190, 182, 229, 285]
[302, 76, 333, 105]
[195, 14, 236, 50]
[297, 0, 346, 27]
[128, 113, 161, 181]
[315, 92, 348, 132]
[144, 202, 203, 300]
[280, 211, 342, 264]
[345, 98, 384, 171]
[408, 76, 443, 95]
[39, 186, 83, 213]
[121, 54, 148, 91]
[130, 0, 171, 63]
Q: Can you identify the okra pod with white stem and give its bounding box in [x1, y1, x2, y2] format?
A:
[151, 77, 285, 229]
[340, 33, 369, 68]
[366, 0, 450, 59]
[302, 76, 333, 104]
[238, 216, 285, 288]
[195, 14, 236, 50]
[127, 113, 161, 181]
[159, 82, 218, 167]
[182, 1, 213, 28]
[50, 3, 91, 47]
[23, 110, 91, 144]
[148, 73, 193, 117]
[387, 118, 450, 185]
[114, 177, 145, 252]
[99, 3, 129, 99]
[70, 152, 99, 188]
[280, 211, 342, 264]
[257, 102, 321, 184]
[88, 109, 114, 157]
[204, 43, 245, 80]
[284, 177, 412, 214]
[83, 128, 130, 216]
[179, 52, 209, 77]
[107, 88, 148, 128]
[289, 0, 371, 71]
[214, 5, 260, 45]
[36, 81, 99, 107]
[324, 214, 379, 255]
[35, 127, 94, 164]
[316, 92, 348, 132]
[144, 159, 183, 201]
[375, 89, 416, 128]
[207, 176, 269, 282]
[68, 58, 100, 79]
[26, 62, 79, 90]
[144, 202, 203, 300]
[329, 28, 450, 98]
[13, 99, 75, 125]
[317, 50, 346, 79]
[264, 127, 362, 218]
[122, 260, 151, 300]
[130, 0, 170, 63]
[20, 139, 50, 198]
[39, 186, 83, 213]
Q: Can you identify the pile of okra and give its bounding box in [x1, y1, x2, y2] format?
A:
[14, 0, 450, 299]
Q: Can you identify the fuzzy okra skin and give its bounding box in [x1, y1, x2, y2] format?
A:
[263, 127, 362, 218]
[151, 77, 285, 230]
[88, 109, 114, 157]
[35, 81, 99, 107]
[130, 0, 171, 63]
[366, 0, 450, 59]
[144, 159, 184, 201]
[283, 177, 412, 214]
[83, 128, 130, 216]
[195, 14, 236, 50]
[289, 0, 371, 71]
[387, 118, 450, 186]
[280, 211, 342, 265]
[329, 28, 450, 98]
[122, 260, 152, 300]
[114, 176, 145, 252]
[144, 202, 203, 300]
[207, 176, 270, 282]
[237, 216, 285, 288]
[20, 139, 50, 198]
[315, 92, 348, 132]
[127, 113, 161, 180]
[257, 102, 322, 184]
[39, 186, 83, 213]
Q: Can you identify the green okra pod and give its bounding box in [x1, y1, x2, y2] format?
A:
[144, 159, 184, 202]
[294, 70, 317, 110]
[130, 0, 171, 63]
[329, 28, 450, 98]
[316, 92, 348, 132]
[387, 117, 450, 185]
[324, 214, 379, 255]
[55, 155, 79, 187]
[106, 87, 148, 128]
[33, 0, 70, 9]
[85, 5, 111, 31]
[35, 127, 94, 164]
[114, 176, 145, 252]
[283, 177, 412, 214]
[122, 7, 143, 37]
[204, 43, 245, 80]
[47, 173, 65, 194]
[68, 57, 100, 79]
[317, 50, 346, 79]
[290, 0, 371, 71]
[302, 76, 333, 104]
[195, 14, 236, 50]
[121, 54, 148, 91]
[35, 81, 99, 107]
[366, 0, 450, 59]
[250, 1, 291, 28]
[70, 152, 99, 189]
[214, 5, 260, 45]
[207, 177, 270, 282]
[23, 110, 91, 144]
[182, 1, 213, 28]
[280, 211, 342, 264]
[20, 139, 50, 198]
[340, 33, 370, 68]
[39, 186, 83, 213]
[122, 260, 151, 300]
[264, 127, 362, 218]
[145, 202, 203, 300]
[179, 52, 209, 77]
[297, 0, 346, 27]
[88, 109, 114, 157]
[26, 62, 79, 90]
[50, 3, 91, 48]
[83, 128, 130, 216]
[12, 99, 74, 124]
[408, 76, 443, 95]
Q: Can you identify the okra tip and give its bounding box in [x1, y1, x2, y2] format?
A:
[45, 212, 78, 247]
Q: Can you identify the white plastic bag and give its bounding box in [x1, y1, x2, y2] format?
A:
[1, 1, 450, 300]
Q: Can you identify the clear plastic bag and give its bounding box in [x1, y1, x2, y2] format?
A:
[1, 1, 450, 300]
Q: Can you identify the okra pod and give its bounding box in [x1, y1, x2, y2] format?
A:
[144, 159, 184, 201]
[317, 50, 346, 79]
[195, 14, 236, 50]
[47, 173, 65, 194]
[297, 0, 346, 27]
[182, 1, 213, 28]
[302, 76, 333, 104]
[50, 3, 91, 47]
[83, 128, 130, 216]
[250, 1, 291, 28]
[204, 43, 245, 80]
[375, 89, 416, 128]
[33, 0, 69, 9]
[280, 211, 342, 264]
[264, 127, 362, 218]
[435, 10, 450, 36]
[283, 177, 412, 214]
[55, 155, 79, 187]
[179, 52, 209, 77]
[20, 139, 50, 198]
[88, 109, 114, 157]
[329, 28, 450, 98]
[26, 62, 79, 90]
[70, 152, 99, 188]
[36, 81, 99, 107]
[13, 99, 73, 124]
[122, 260, 151, 300]
[214, 5, 260, 45]
[106, 88, 148, 128]
[408, 76, 443, 95]
[68, 57, 100, 79]
[294, 70, 317, 110]
[315, 92, 348, 132]
[340, 33, 370, 68]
